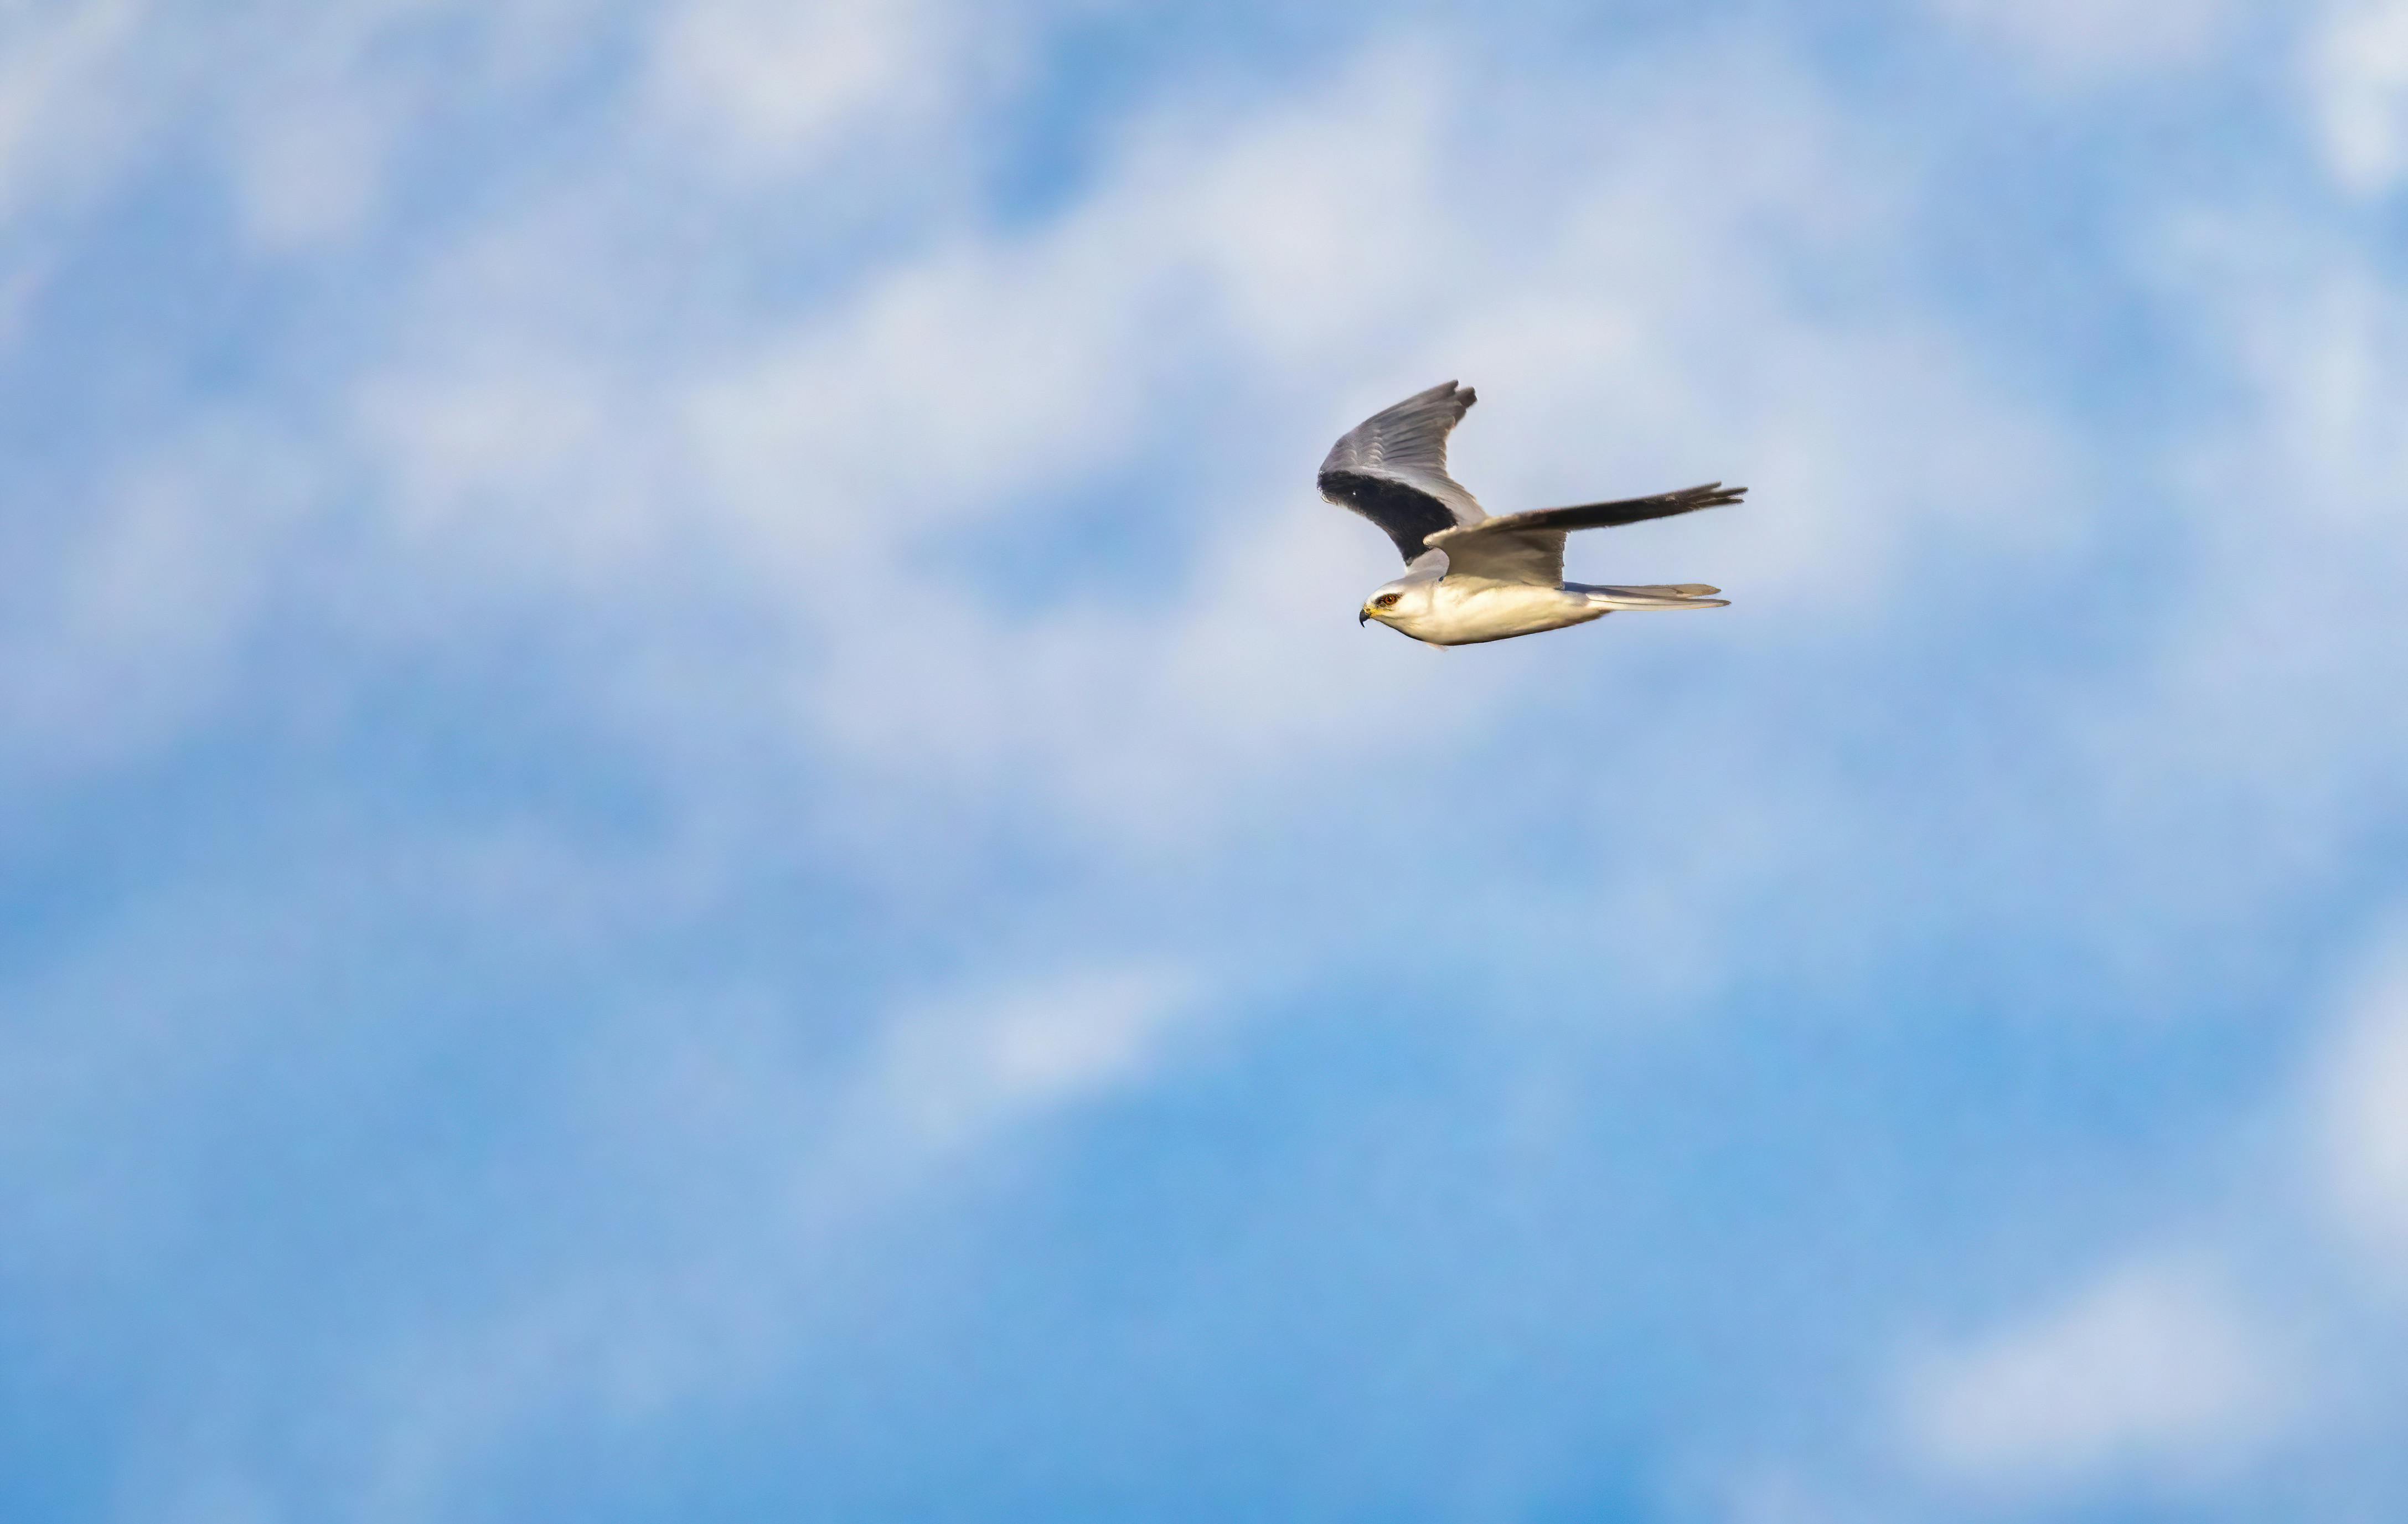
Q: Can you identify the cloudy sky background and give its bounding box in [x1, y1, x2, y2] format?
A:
[6, 0, 2408, 1517]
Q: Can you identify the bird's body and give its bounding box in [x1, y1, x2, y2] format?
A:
[1376, 578, 1601, 646]
[1370, 578, 1730, 647]
[1317, 381, 1743, 645]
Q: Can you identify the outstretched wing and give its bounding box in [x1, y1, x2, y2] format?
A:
[1317, 380, 1486, 564]
[1426, 482, 1745, 586]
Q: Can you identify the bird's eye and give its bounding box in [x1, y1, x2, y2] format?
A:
[1374, 593, 1402, 609]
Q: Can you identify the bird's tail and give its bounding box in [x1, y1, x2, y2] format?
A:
[1570, 582, 1729, 611]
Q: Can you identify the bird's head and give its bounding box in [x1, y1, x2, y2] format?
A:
[1359, 582, 1421, 628]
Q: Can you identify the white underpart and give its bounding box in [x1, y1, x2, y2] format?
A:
[1374, 578, 1604, 645]
[1367, 573, 1725, 646]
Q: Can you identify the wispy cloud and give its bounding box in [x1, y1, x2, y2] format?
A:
[1923, 0, 2250, 78]
[9, 1, 2408, 1519]
[2307, 922, 2408, 1282]
[2305, 0, 2408, 194]
[1898, 1255, 2295, 1491]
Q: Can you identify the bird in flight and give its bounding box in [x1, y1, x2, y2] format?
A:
[1320, 381, 1744, 645]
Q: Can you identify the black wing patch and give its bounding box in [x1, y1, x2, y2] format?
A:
[1317, 469, 1463, 564]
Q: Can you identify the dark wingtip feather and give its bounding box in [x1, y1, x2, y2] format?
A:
[1677, 482, 1747, 510]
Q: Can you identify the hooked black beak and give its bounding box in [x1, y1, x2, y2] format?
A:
[1358, 607, 1371, 627]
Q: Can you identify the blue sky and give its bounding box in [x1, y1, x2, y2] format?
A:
[6, 1, 2408, 1518]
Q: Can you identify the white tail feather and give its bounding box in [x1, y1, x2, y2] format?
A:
[1573, 582, 1729, 611]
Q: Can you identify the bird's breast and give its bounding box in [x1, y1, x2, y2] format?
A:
[1394, 581, 1603, 646]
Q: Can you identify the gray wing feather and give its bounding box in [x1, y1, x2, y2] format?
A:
[1428, 482, 1745, 586]
[1317, 381, 1486, 564]
[1461, 482, 1745, 536]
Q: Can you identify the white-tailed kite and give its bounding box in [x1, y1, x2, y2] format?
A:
[1320, 381, 1743, 645]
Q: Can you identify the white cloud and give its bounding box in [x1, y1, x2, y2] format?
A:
[0, 0, 146, 223]
[2066, 216, 2408, 906]
[213, 1, 628, 251]
[1924, 0, 2244, 79]
[457, 42, 2061, 851]
[862, 966, 1198, 1154]
[0, 7, 2077, 869]
[644, 0, 1007, 173]
[0, 2, 606, 259]
[333, 961, 1196, 1515]
[2305, 0, 2408, 195]
[1840, 913, 2408, 1511]
[1898, 1256, 2291, 1490]
[20, 4, 2408, 1517]
[2307, 923, 2408, 1278]
[0, 415, 316, 776]
[1, 915, 1202, 1518]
